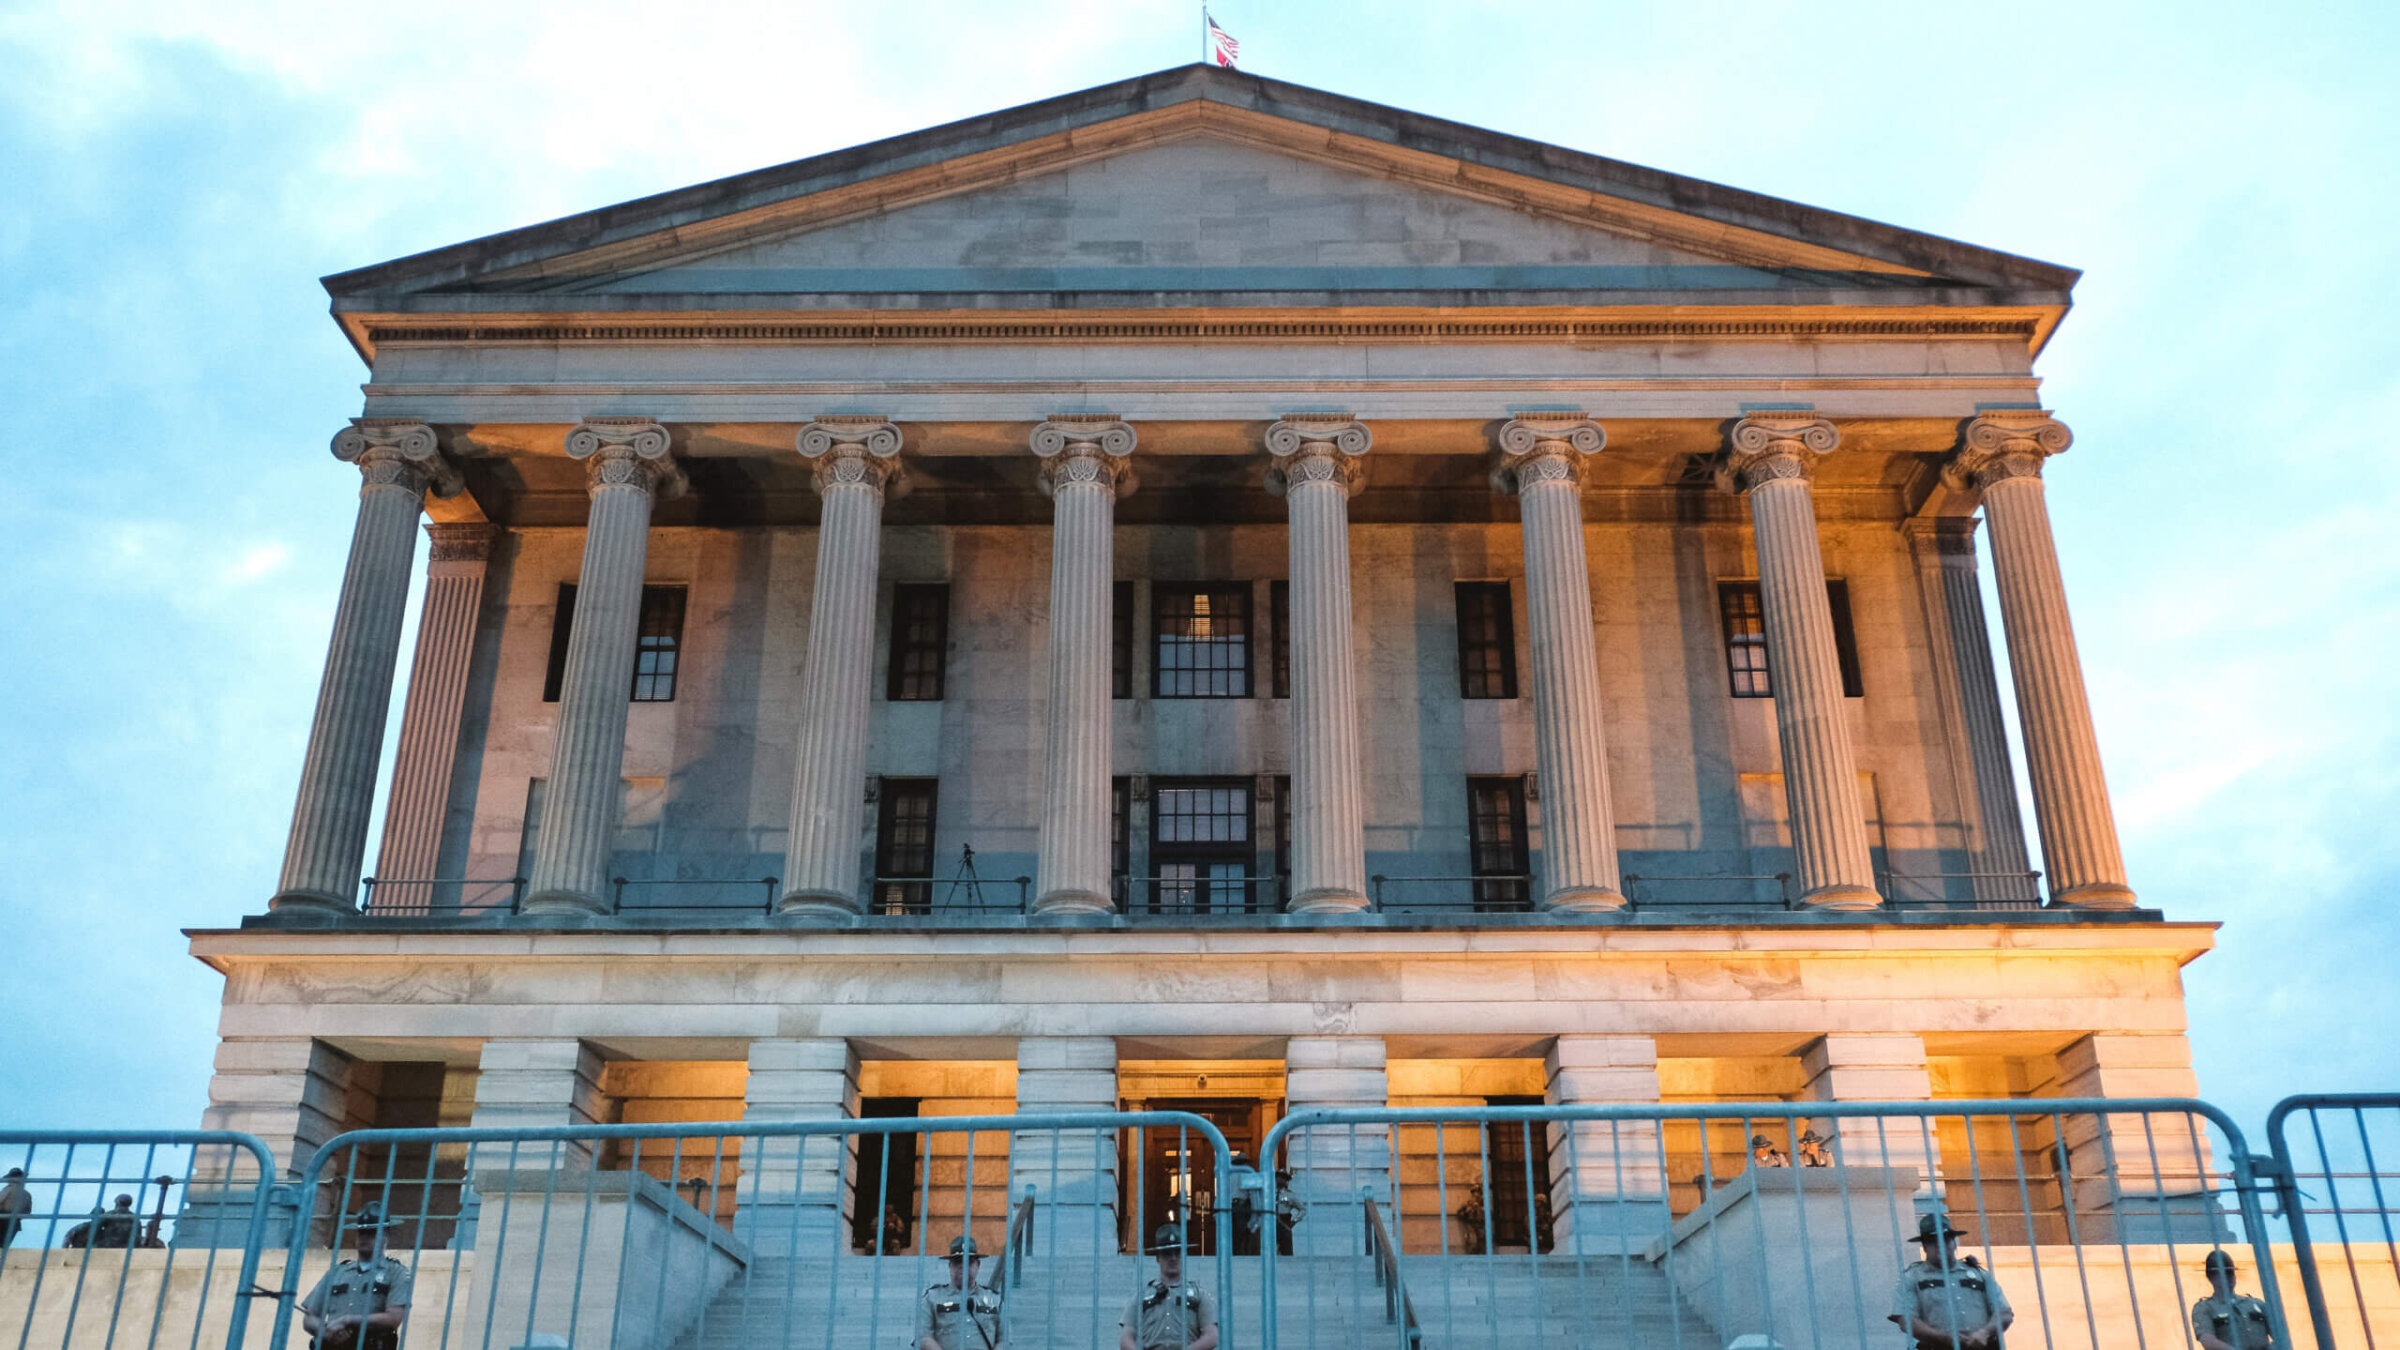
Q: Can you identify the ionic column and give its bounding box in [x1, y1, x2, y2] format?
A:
[522, 419, 686, 915]
[1948, 413, 2136, 909]
[779, 419, 905, 919]
[1718, 415, 1880, 910]
[1266, 418, 1372, 913]
[272, 421, 462, 913]
[373, 522, 497, 903]
[1904, 519, 2038, 904]
[1496, 417, 1627, 912]
[1029, 418, 1137, 916]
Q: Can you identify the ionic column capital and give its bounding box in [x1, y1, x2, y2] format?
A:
[798, 417, 907, 499]
[1717, 414, 1840, 493]
[1946, 411, 2073, 491]
[1030, 417, 1138, 498]
[1264, 416, 1373, 497]
[566, 418, 687, 499]
[331, 420, 463, 499]
[1494, 416, 1606, 493]
[425, 521, 498, 567]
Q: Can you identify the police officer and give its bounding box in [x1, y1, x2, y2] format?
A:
[1119, 1224, 1217, 1350]
[2191, 1250, 2277, 1350]
[1890, 1212, 2012, 1349]
[0, 1168, 31, 1249]
[299, 1204, 411, 1350]
[915, 1235, 1002, 1350]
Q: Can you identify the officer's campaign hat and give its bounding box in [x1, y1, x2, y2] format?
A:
[2204, 1249, 2239, 1276]
[947, 1235, 981, 1260]
[1914, 1212, 1965, 1243]
[1146, 1224, 1189, 1255]
[344, 1202, 405, 1232]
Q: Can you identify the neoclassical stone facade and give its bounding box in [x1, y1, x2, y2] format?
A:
[193, 66, 2203, 1252]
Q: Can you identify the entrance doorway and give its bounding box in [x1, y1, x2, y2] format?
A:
[852, 1097, 921, 1253]
[1126, 1098, 1263, 1254]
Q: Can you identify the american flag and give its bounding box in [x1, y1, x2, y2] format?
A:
[1205, 8, 1239, 67]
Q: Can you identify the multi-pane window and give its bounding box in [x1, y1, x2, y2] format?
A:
[543, 582, 688, 703]
[1272, 774, 1292, 908]
[886, 583, 950, 701]
[1269, 580, 1291, 699]
[1113, 581, 1136, 700]
[872, 778, 938, 913]
[1717, 581, 1865, 699]
[1152, 585, 1253, 698]
[1466, 776, 1532, 911]
[1455, 582, 1519, 699]
[1150, 779, 1257, 913]
[1111, 776, 1132, 909]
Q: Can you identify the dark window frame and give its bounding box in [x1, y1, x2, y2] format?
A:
[885, 583, 951, 702]
[1455, 581, 1519, 700]
[1150, 583, 1255, 699]
[1716, 580, 1865, 700]
[1111, 775, 1131, 909]
[1465, 776, 1533, 912]
[543, 582, 689, 704]
[1113, 581, 1136, 700]
[1149, 777, 1259, 914]
[1269, 580, 1291, 699]
[872, 778, 939, 914]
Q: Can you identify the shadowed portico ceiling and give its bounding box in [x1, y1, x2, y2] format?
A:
[323, 65, 2077, 360]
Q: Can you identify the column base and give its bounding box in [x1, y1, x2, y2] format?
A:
[776, 891, 862, 922]
[268, 888, 356, 916]
[1288, 888, 1369, 915]
[1542, 886, 1628, 914]
[1032, 889, 1113, 918]
[2052, 880, 2138, 910]
[519, 888, 608, 916]
[1796, 882, 1882, 912]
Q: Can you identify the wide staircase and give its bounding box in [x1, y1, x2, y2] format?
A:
[672, 1249, 1719, 1349]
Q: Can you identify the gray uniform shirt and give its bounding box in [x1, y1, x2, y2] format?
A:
[1120, 1278, 1215, 1350]
[300, 1257, 413, 1339]
[1893, 1256, 2009, 1339]
[915, 1281, 1001, 1350]
[2192, 1292, 2276, 1349]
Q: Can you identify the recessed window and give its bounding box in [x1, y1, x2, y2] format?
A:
[1111, 775, 1131, 909]
[1269, 580, 1291, 699]
[1152, 584, 1253, 699]
[886, 583, 950, 702]
[872, 778, 939, 914]
[1466, 777, 1532, 911]
[1717, 580, 1864, 699]
[543, 582, 688, 703]
[1455, 581, 1518, 699]
[1113, 581, 1136, 700]
[1150, 778, 1257, 913]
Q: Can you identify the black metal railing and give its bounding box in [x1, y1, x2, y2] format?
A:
[358, 876, 526, 915]
[1879, 868, 2044, 909]
[1369, 874, 1537, 912]
[1124, 874, 1276, 916]
[1622, 871, 1792, 907]
[612, 876, 781, 914]
[862, 874, 1031, 915]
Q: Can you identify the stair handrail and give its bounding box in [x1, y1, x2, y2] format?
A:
[1360, 1190, 1424, 1350]
[994, 1184, 1036, 1293]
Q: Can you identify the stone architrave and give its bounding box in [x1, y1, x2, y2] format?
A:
[1948, 412, 2137, 909]
[373, 521, 499, 907]
[1265, 418, 1372, 913]
[1029, 418, 1137, 916]
[1495, 417, 1628, 912]
[522, 419, 686, 915]
[272, 421, 463, 914]
[1718, 415, 1881, 911]
[779, 419, 906, 919]
[1903, 519, 2038, 905]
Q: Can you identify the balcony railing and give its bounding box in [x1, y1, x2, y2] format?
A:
[1370, 874, 1536, 912]
[358, 876, 526, 915]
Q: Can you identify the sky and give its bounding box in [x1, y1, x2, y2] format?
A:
[0, 0, 2392, 1145]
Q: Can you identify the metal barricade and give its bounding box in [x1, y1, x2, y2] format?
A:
[1260, 1098, 2296, 1350]
[0, 1131, 277, 1350]
[2265, 1093, 2400, 1349]
[271, 1112, 1235, 1350]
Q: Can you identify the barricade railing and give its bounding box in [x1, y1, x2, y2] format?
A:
[271, 1112, 1234, 1350]
[0, 1130, 277, 1350]
[1259, 1098, 2299, 1350]
[2264, 1092, 2400, 1349]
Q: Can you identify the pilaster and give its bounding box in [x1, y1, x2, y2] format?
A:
[2050, 1033, 2217, 1239]
[737, 1038, 862, 1254]
[1266, 417, 1372, 913]
[1544, 1034, 1666, 1251]
[1010, 1037, 1120, 1253]
[1283, 1034, 1389, 1254]
[1800, 1033, 1935, 1190]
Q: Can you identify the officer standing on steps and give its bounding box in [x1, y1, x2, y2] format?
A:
[2191, 1250, 2278, 1350]
[1120, 1224, 1218, 1350]
[299, 1204, 412, 1350]
[916, 1235, 1002, 1350]
[1890, 1212, 2012, 1349]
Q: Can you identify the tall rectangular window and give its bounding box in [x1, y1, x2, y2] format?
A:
[872, 778, 938, 914]
[1113, 581, 1136, 700]
[886, 583, 950, 701]
[1150, 779, 1256, 913]
[545, 582, 689, 703]
[1272, 774, 1292, 908]
[1455, 581, 1518, 699]
[1269, 580, 1291, 699]
[1152, 584, 1252, 698]
[1717, 581, 1865, 699]
[1111, 776, 1131, 909]
[1466, 776, 1532, 911]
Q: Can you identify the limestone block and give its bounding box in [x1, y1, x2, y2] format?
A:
[1010, 1037, 1117, 1252]
[1801, 1033, 1934, 1188]
[1546, 1035, 1667, 1251]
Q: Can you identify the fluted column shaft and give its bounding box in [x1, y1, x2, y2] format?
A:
[1268, 419, 1371, 913]
[372, 522, 498, 902]
[523, 420, 685, 915]
[1497, 418, 1626, 911]
[1905, 520, 2037, 904]
[1721, 416, 1880, 910]
[1951, 413, 2135, 909]
[273, 422, 459, 913]
[781, 420, 904, 917]
[1031, 420, 1136, 915]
